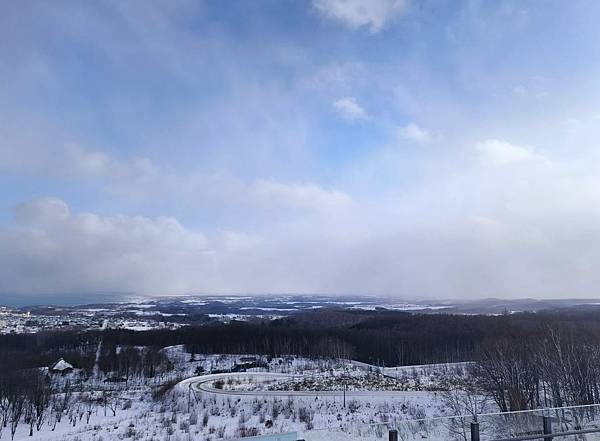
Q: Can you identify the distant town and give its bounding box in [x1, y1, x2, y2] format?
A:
[1, 295, 435, 334]
[3, 295, 600, 335]
[0, 305, 187, 334]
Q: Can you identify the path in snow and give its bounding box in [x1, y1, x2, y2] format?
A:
[180, 372, 435, 399]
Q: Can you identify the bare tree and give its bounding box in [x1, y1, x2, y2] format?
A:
[442, 375, 488, 441]
[0, 379, 10, 437]
[9, 394, 24, 441]
[473, 323, 600, 420]
[51, 381, 72, 430]
[30, 374, 51, 434]
[473, 338, 540, 412]
[102, 391, 119, 417]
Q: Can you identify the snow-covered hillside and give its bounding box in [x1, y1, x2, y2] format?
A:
[1, 346, 481, 441]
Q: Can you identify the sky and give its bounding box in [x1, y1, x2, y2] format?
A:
[2, 0, 600, 300]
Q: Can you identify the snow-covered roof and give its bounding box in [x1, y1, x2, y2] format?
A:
[51, 358, 74, 371]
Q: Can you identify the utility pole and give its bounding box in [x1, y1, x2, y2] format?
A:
[543, 415, 552, 441]
[342, 368, 346, 408]
[187, 383, 191, 413]
[471, 420, 480, 441]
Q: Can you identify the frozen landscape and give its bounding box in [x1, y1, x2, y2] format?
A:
[4, 0, 600, 440]
[1, 347, 477, 441]
[4, 304, 600, 441]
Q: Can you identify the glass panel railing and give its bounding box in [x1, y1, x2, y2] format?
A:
[478, 409, 546, 440]
[394, 415, 471, 441]
[477, 404, 600, 441]
[303, 416, 471, 441]
[300, 404, 600, 441]
[301, 422, 389, 441]
[551, 404, 600, 433]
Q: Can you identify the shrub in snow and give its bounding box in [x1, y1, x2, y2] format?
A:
[179, 419, 189, 432]
[235, 425, 259, 438]
[271, 400, 281, 420]
[229, 405, 237, 417]
[238, 410, 249, 424]
[298, 406, 313, 425]
[125, 426, 136, 438]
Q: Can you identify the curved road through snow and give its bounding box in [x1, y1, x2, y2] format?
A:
[178, 372, 435, 399]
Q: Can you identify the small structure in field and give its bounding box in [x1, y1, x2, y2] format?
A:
[50, 358, 74, 374]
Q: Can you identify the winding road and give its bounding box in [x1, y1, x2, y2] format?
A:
[178, 372, 435, 399]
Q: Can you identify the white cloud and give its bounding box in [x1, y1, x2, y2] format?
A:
[313, 0, 407, 33]
[0, 125, 114, 179]
[0, 198, 210, 294]
[0, 136, 352, 219]
[397, 122, 432, 144]
[6, 152, 600, 299]
[332, 96, 367, 121]
[118, 161, 354, 217]
[61, 143, 112, 176]
[476, 139, 544, 166]
[15, 198, 71, 224]
[252, 179, 352, 211]
[0, 197, 355, 296]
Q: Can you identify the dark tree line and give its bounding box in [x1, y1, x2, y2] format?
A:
[4, 308, 600, 374]
[97, 344, 173, 381]
[87, 311, 509, 366]
[0, 332, 99, 375]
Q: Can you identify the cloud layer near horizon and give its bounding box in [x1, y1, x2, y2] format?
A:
[3, 1, 600, 299]
[4, 132, 600, 299]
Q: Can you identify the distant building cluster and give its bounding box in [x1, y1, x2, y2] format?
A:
[0, 306, 184, 335]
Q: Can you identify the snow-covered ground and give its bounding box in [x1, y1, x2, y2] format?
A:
[4, 346, 477, 441]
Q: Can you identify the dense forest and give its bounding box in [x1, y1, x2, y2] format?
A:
[2, 308, 600, 374]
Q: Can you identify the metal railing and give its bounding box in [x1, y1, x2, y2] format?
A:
[298, 403, 600, 441]
[472, 415, 600, 441]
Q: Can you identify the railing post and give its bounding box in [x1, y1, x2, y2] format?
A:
[543, 415, 552, 441]
[471, 421, 480, 441]
[389, 429, 398, 441]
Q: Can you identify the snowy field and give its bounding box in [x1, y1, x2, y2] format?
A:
[3, 346, 480, 441]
